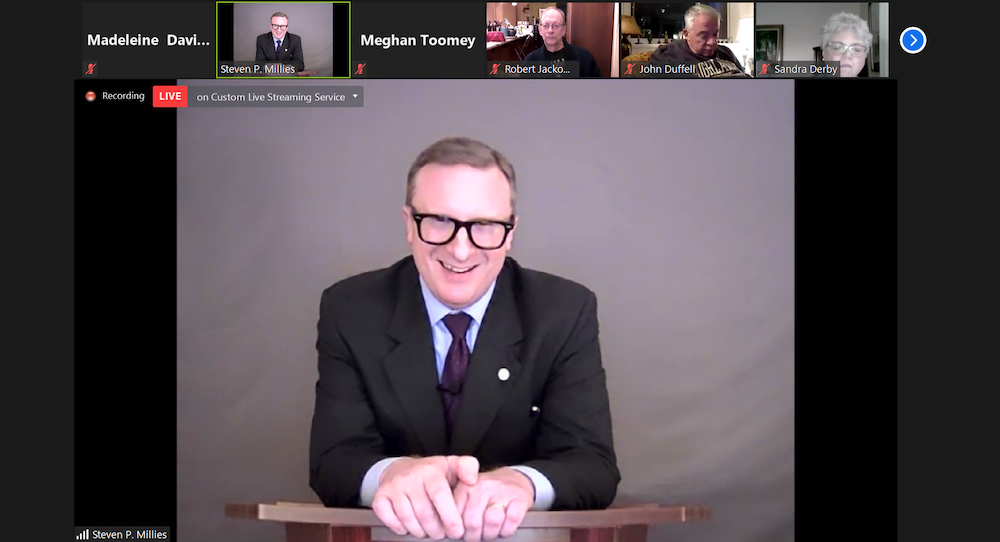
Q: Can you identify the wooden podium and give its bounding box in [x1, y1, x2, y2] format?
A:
[225, 501, 711, 542]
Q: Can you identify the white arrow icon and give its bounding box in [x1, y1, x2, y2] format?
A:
[900, 27, 926, 54]
[353, 94, 358, 97]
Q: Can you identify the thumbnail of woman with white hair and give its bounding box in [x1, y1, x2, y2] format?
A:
[820, 12, 873, 77]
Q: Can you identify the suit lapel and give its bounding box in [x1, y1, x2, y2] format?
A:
[450, 264, 524, 455]
[383, 261, 449, 455]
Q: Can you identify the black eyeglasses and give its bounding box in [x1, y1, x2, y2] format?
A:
[271, 24, 288, 30]
[411, 211, 514, 250]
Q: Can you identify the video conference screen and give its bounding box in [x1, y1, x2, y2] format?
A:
[72, 2, 906, 541]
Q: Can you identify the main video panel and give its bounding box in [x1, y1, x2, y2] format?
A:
[172, 75, 796, 542]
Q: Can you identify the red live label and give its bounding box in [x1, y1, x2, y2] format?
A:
[152, 85, 188, 107]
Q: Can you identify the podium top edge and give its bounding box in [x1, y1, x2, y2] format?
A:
[224, 502, 711, 526]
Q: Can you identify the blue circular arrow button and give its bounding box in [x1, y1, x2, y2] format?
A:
[900, 27, 926, 54]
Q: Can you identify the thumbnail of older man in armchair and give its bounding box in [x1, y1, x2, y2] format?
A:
[626, 4, 749, 78]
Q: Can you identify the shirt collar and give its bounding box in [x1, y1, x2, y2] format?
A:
[419, 275, 496, 328]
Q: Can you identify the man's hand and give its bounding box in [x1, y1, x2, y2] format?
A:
[453, 467, 535, 542]
[372, 455, 480, 540]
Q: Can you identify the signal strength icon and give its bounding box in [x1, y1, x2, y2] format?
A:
[76, 529, 90, 540]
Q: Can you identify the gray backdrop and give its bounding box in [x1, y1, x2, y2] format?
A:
[177, 79, 795, 542]
[233, 3, 336, 76]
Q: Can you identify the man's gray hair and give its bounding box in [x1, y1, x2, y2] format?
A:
[538, 7, 566, 25]
[684, 4, 721, 29]
[820, 12, 873, 48]
[271, 12, 288, 22]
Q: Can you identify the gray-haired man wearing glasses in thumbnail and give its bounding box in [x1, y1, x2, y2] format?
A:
[309, 137, 619, 542]
[523, 7, 602, 76]
[255, 11, 304, 72]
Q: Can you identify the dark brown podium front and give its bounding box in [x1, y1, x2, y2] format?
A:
[225, 501, 711, 542]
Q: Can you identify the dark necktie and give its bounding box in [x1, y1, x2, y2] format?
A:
[275, 39, 282, 58]
[440, 312, 472, 435]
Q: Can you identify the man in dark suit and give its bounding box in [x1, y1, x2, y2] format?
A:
[309, 137, 620, 542]
[255, 12, 304, 72]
